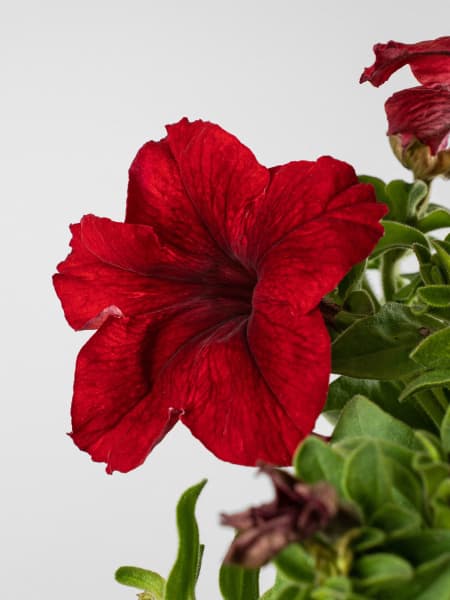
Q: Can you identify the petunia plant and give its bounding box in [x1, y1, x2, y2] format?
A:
[54, 35, 450, 600]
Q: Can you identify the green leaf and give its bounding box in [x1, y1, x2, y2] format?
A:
[408, 180, 429, 215]
[372, 221, 429, 258]
[393, 273, 422, 302]
[415, 430, 445, 461]
[430, 264, 447, 284]
[270, 585, 310, 600]
[332, 303, 442, 379]
[417, 206, 450, 232]
[294, 437, 345, 497]
[358, 175, 389, 204]
[418, 285, 450, 307]
[115, 566, 165, 597]
[273, 544, 315, 584]
[335, 436, 414, 472]
[310, 577, 354, 600]
[386, 532, 450, 564]
[433, 240, 450, 282]
[332, 396, 421, 451]
[411, 326, 450, 368]
[325, 377, 432, 430]
[353, 552, 413, 593]
[344, 290, 374, 315]
[384, 179, 428, 222]
[219, 563, 259, 600]
[399, 369, 450, 401]
[259, 573, 289, 600]
[351, 527, 386, 551]
[338, 260, 367, 301]
[383, 554, 450, 600]
[164, 479, 207, 600]
[441, 406, 450, 454]
[432, 480, 450, 528]
[370, 504, 421, 538]
[412, 454, 449, 498]
[388, 457, 424, 513]
[344, 441, 392, 518]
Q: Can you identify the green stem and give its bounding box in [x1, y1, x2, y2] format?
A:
[381, 251, 400, 302]
[361, 275, 381, 310]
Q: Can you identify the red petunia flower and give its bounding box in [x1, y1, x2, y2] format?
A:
[54, 118, 386, 474]
[360, 37, 450, 154]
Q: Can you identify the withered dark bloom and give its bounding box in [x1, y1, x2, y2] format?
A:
[221, 464, 338, 569]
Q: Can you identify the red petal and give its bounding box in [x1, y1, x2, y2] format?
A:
[386, 86, 450, 154]
[248, 157, 361, 260]
[166, 118, 269, 263]
[53, 222, 200, 330]
[248, 305, 329, 436]
[256, 192, 386, 314]
[248, 157, 386, 311]
[71, 316, 181, 473]
[151, 311, 324, 466]
[360, 37, 450, 87]
[126, 138, 219, 259]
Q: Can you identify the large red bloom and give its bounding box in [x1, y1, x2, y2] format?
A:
[54, 118, 386, 473]
[361, 37, 450, 154]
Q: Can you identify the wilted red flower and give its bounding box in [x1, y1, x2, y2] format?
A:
[360, 37, 450, 155]
[54, 118, 385, 473]
[221, 464, 339, 568]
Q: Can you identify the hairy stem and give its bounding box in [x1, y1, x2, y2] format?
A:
[381, 251, 400, 302]
[361, 275, 381, 310]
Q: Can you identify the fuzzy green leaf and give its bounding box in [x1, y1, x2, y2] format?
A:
[432, 240, 450, 282]
[441, 406, 450, 454]
[393, 274, 422, 302]
[325, 377, 432, 430]
[344, 441, 393, 518]
[372, 221, 429, 258]
[344, 290, 374, 315]
[418, 285, 450, 307]
[294, 437, 345, 497]
[338, 260, 367, 301]
[399, 369, 450, 401]
[411, 326, 450, 368]
[332, 303, 441, 379]
[417, 206, 450, 232]
[332, 396, 421, 451]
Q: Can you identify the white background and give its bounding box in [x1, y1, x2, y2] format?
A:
[2, 2, 449, 598]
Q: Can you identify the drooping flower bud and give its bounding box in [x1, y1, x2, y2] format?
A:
[389, 135, 450, 181]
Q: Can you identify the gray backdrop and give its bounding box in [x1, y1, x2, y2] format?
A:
[2, 1, 449, 598]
